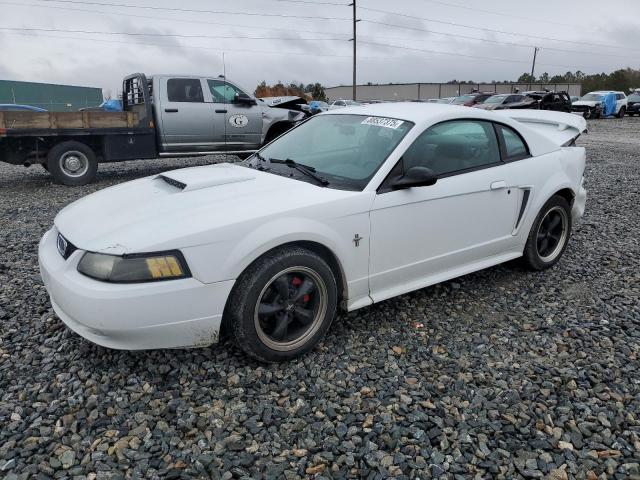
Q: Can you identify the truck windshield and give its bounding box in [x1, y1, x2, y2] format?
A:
[250, 114, 414, 190]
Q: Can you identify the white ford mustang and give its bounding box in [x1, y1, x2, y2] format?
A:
[39, 104, 587, 362]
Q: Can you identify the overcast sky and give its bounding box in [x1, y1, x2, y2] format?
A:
[2, 0, 639, 96]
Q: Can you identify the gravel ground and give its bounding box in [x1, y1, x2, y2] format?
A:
[1, 118, 639, 480]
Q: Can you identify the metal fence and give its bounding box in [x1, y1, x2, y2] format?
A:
[325, 82, 582, 102]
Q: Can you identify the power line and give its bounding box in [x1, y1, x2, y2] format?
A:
[271, 0, 347, 5]
[1, 30, 620, 73]
[6, 1, 633, 60]
[33, 0, 351, 20]
[0, 26, 346, 42]
[359, 6, 640, 52]
[2, 1, 349, 38]
[357, 40, 611, 70]
[357, 22, 636, 59]
[421, 0, 584, 30]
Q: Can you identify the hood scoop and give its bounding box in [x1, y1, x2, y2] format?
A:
[156, 163, 255, 192]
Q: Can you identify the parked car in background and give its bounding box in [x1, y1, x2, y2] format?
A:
[308, 100, 329, 114]
[0, 104, 47, 112]
[328, 99, 362, 110]
[570, 96, 580, 103]
[626, 93, 640, 116]
[571, 91, 627, 119]
[452, 92, 494, 107]
[40, 104, 587, 361]
[430, 97, 456, 104]
[474, 94, 535, 110]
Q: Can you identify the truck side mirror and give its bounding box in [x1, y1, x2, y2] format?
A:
[235, 92, 257, 105]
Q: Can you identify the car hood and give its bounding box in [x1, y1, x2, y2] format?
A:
[55, 163, 359, 254]
[572, 100, 600, 107]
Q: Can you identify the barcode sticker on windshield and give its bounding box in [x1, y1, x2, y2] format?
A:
[361, 117, 404, 129]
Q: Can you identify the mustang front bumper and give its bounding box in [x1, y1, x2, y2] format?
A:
[39, 228, 234, 350]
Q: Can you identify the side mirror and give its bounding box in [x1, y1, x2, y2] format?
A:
[392, 166, 437, 190]
[235, 92, 257, 105]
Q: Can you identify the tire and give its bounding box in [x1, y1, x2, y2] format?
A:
[617, 107, 626, 118]
[224, 246, 338, 362]
[522, 195, 572, 271]
[47, 141, 98, 186]
[583, 109, 592, 119]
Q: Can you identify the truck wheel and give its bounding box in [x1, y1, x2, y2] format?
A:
[47, 141, 98, 186]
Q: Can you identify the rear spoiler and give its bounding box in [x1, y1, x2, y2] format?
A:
[495, 110, 587, 147]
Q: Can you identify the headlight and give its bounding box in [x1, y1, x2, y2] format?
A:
[77, 251, 190, 283]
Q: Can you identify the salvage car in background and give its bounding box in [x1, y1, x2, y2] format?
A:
[473, 94, 535, 110]
[452, 92, 494, 107]
[328, 99, 362, 110]
[40, 104, 587, 362]
[571, 91, 627, 119]
[626, 93, 640, 116]
[0, 73, 307, 185]
[523, 91, 572, 112]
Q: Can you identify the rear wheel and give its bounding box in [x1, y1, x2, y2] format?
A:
[225, 247, 338, 362]
[523, 195, 572, 270]
[617, 106, 626, 118]
[47, 141, 98, 186]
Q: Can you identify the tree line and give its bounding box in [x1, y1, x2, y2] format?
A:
[517, 68, 640, 93]
[254, 81, 327, 101]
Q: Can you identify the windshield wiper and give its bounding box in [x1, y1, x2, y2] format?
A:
[269, 158, 329, 186]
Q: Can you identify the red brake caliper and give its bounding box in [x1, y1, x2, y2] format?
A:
[291, 277, 310, 303]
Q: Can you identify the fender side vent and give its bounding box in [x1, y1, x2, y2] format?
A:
[158, 175, 186, 190]
[515, 189, 530, 229]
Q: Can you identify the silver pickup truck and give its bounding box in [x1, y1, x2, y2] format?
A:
[0, 73, 307, 185]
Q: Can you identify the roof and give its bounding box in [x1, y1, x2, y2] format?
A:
[318, 102, 574, 157]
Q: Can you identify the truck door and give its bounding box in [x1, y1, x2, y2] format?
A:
[206, 79, 262, 149]
[159, 77, 224, 152]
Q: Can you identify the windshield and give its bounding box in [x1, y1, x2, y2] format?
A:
[344, 100, 361, 106]
[628, 94, 640, 102]
[485, 95, 508, 104]
[581, 93, 603, 101]
[249, 114, 414, 190]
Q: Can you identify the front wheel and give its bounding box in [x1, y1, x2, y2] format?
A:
[522, 195, 572, 270]
[617, 107, 626, 118]
[224, 247, 338, 362]
[47, 141, 98, 186]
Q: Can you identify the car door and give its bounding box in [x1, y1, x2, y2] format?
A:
[206, 79, 262, 148]
[159, 77, 225, 151]
[368, 119, 520, 302]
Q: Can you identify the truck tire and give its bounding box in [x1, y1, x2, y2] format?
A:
[47, 141, 98, 186]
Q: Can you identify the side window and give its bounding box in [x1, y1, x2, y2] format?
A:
[207, 80, 247, 103]
[616, 93, 625, 100]
[401, 120, 501, 177]
[496, 124, 529, 160]
[167, 79, 204, 103]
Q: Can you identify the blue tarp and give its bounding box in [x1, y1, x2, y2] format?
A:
[602, 93, 617, 117]
[101, 99, 123, 111]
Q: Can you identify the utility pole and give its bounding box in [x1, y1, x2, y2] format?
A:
[350, 1, 359, 101]
[530, 47, 539, 88]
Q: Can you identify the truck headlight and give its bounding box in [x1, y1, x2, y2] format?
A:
[77, 251, 190, 283]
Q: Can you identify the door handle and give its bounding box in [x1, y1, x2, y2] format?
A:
[215, 109, 228, 113]
[164, 108, 178, 113]
[490, 180, 507, 190]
